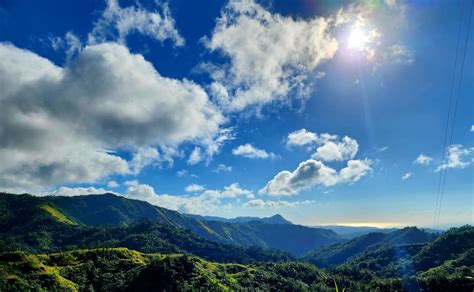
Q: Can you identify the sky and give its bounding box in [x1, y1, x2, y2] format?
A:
[0, 0, 472, 229]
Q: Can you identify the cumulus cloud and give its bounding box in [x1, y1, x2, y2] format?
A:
[218, 182, 254, 199]
[312, 136, 359, 162]
[185, 184, 205, 193]
[287, 129, 321, 147]
[213, 164, 232, 173]
[470, 125, 474, 132]
[414, 154, 433, 165]
[124, 181, 252, 214]
[232, 144, 275, 159]
[0, 42, 225, 191]
[436, 145, 473, 171]
[287, 129, 359, 162]
[259, 158, 371, 196]
[42, 186, 114, 197]
[204, 0, 338, 111]
[88, 0, 184, 46]
[401, 172, 412, 180]
[243, 199, 315, 208]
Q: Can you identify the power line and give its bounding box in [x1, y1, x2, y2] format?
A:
[433, 0, 466, 227]
[435, 0, 473, 227]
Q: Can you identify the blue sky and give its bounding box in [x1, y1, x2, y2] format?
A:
[0, 0, 472, 228]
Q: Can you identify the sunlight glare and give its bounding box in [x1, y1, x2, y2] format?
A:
[348, 28, 368, 50]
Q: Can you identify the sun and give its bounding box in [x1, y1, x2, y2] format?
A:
[347, 28, 368, 50]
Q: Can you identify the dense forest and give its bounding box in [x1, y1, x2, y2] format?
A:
[0, 192, 473, 291]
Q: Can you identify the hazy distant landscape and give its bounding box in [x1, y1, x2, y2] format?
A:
[1, 0, 473, 290]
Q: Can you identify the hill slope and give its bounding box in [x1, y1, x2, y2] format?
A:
[0, 193, 293, 264]
[304, 227, 435, 267]
[0, 248, 333, 291]
[331, 226, 474, 290]
[1, 192, 344, 255]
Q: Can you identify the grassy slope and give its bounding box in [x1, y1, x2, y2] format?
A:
[39, 204, 76, 225]
[0, 248, 333, 291]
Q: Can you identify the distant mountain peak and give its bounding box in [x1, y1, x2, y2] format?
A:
[264, 214, 292, 225]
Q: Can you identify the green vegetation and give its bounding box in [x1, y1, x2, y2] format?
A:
[0, 248, 336, 291]
[40, 204, 76, 225]
[40, 193, 345, 255]
[329, 226, 474, 291]
[304, 226, 434, 268]
[0, 193, 293, 264]
[1, 192, 473, 291]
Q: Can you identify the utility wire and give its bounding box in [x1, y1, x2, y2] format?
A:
[435, 0, 473, 227]
[433, 0, 466, 227]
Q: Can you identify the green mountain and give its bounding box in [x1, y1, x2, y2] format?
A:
[187, 213, 293, 225]
[2, 244, 473, 292]
[1, 193, 343, 255]
[303, 227, 435, 267]
[412, 225, 474, 271]
[0, 248, 334, 291]
[331, 226, 474, 291]
[1, 192, 473, 290]
[0, 193, 293, 264]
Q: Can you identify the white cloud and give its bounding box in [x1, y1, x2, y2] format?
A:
[470, 125, 474, 132]
[312, 136, 359, 162]
[414, 154, 433, 165]
[401, 172, 412, 180]
[232, 144, 275, 159]
[42, 186, 114, 197]
[204, 0, 338, 111]
[176, 169, 198, 178]
[0, 42, 225, 191]
[436, 145, 473, 171]
[259, 158, 371, 196]
[124, 181, 252, 214]
[185, 184, 205, 193]
[287, 129, 320, 147]
[213, 164, 232, 173]
[219, 183, 254, 199]
[129, 147, 161, 174]
[187, 147, 203, 165]
[286, 130, 360, 162]
[243, 199, 315, 208]
[338, 159, 373, 183]
[88, 0, 184, 46]
[107, 180, 119, 188]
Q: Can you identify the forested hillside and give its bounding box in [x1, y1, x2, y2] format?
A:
[1, 192, 473, 291]
[304, 226, 435, 267]
[0, 192, 344, 255]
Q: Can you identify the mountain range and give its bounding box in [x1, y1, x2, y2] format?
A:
[1, 192, 473, 291]
[0, 192, 344, 255]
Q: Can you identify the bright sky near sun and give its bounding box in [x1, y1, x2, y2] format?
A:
[0, 0, 472, 228]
